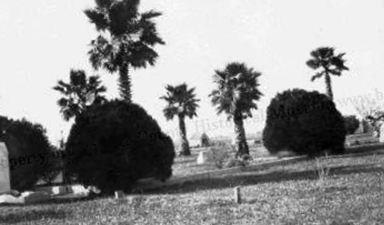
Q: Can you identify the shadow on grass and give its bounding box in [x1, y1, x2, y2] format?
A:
[0, 209, 67, 224]
[145, 163, 384, 195]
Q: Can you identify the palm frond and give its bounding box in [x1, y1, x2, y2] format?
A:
[129, 43, 159, 68]
[306, 59, 320, 69]
[95, 0, 112, 8]
[311, 71, 324, 81]
[163, 106, 178, 120]
[57, 98, 69, 107]
[84, 9, 109, 31]
[141, 10, 162, 20]
[53, 84, 65, 93]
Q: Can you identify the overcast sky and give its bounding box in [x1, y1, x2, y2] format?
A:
[1, 0, 384, 144]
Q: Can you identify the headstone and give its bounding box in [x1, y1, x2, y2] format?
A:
[234, 186, 242, 204]
[52, 186, 69, 195]
[115, 190, 124, 199]
[197, 151, 209, 164]
[35, 185, 69, 196]
[379, 125, 384, 142]
[0, 143, 11, 194]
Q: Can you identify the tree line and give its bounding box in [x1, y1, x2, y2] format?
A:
[54, 0, 350, 157]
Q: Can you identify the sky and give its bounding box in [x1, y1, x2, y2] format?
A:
[0, 0, 384, 145]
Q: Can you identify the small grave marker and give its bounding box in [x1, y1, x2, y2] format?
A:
[115, 190, 124, 199]
[234, 186, 242, 204]
[197, 151, 208, 164]
[380, 125, 384, 142]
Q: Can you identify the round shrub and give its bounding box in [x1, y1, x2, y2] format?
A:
[200, 133, 210, 147]
[262, 89, 346, 156]
[64, 100, 175, 193]
[343, 115, 360, 135]
[0, 116, 53, 191]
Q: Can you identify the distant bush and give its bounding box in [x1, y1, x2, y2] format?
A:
[343, 115, 360, 135]
[200, 133, 210, 147]
[65, 100, 175, 193]
[0, 116, 54, 191]
[262, 89, 346, 156]
[40, 146, 63, 185]
[209, 146, 231, 169]
[224, 158, 248, 168]
[210, 139, 232, 147]
[208, 143, 251, 169]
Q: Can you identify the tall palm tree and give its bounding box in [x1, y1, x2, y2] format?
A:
[53, 69, 107, 121]
[209, 62, 262, 156]
[306, 47, 349, 100]
[85, 0, 165, 102]
[160, 83, 200, 156]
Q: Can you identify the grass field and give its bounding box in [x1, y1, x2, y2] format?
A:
[1, 149, 384, 225]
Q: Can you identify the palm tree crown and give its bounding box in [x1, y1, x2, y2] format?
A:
[209, 62, 262, 118]
[85, 0, 165, 102]
[53, 69, 107, 121]
[306, 47, 349, 80]
[160, 83, 200, 120]
[306, 47, 349, 100]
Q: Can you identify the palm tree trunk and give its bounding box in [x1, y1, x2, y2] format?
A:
[118, 62, 132, 103]
[178, 114, 190, 156]
[324, 72, 333, 101]
[233, 113, 249, 156]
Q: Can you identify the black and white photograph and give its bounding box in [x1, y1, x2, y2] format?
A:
[0, 0, 384, 224]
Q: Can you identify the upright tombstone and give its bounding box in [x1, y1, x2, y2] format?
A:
[197, 151, 209, 164]
[114, 190, 124, 199]
[0, 142, 11, 194]
[379, 124, 384, 143]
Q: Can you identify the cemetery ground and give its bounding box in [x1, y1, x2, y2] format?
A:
[1, 142, 384, 224]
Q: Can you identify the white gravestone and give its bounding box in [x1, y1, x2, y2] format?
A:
[197, 151, 209, 164]
[0, 142, 11, 194]
[380, 125, 384, 142]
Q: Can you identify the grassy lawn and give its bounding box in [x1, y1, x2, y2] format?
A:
[1, 151, 384, 224]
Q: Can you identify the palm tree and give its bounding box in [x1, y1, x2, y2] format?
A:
[53, 69, 107, 121]
[209, 62, 262, 156]
[160, 83, 200, 156]
[85, 0, 165, 102]
[306, 47, 349, 100]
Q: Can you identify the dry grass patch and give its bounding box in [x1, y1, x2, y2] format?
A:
[1, 152, 384, 224]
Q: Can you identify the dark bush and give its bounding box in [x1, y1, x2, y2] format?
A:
[40, 145, 63, 185]
[209, 145, 232, 169]
[0, 116, 54, 191]
[200, 133, 210, 147]
[343, 115, 360, 135]
[64, 100, 175, 193]
[262, 89, 346, 156]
